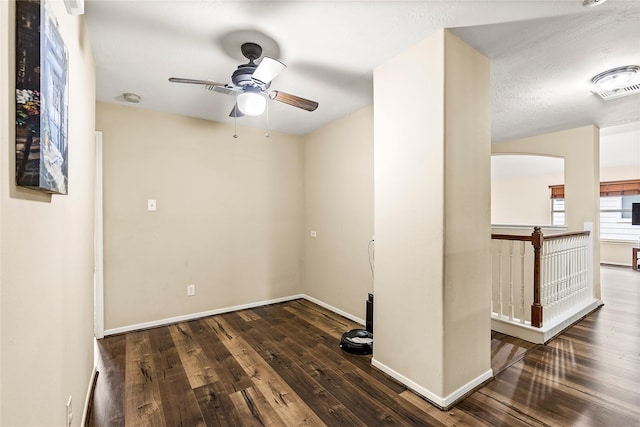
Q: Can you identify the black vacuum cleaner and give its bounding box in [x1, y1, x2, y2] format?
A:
[340, 294, 374, 355]
[340, 329, 373, 354]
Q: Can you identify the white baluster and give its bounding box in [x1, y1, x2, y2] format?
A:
[542, 241, 549, 323]
[498, 241, 503, 318]
[571, 237, 577, 308]
[509, 240, 514, 320]
[554, 240, 560, 319]
[491, 233, 593, 333]
[552, 242, 557, 319]
[557, 239, 563, 318]
[544, 241, 550, 322]
[548, 239, 557, 322]
[520, 241, 526, 324]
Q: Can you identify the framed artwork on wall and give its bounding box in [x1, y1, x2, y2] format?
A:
[16, 0, 69, 194]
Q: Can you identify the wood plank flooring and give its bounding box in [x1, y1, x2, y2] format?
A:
[88, 266, 640, 426]
[490, 331, 539, 376]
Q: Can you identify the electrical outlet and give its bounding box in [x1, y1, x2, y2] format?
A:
[187, 284, 195, 296]
[310, 230, 317, 238]
[66, 396, 73, 427]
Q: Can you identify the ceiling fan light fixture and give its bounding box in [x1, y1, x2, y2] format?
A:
[252, 57, 286, 86]
[170, 43, 318, 117]
[592, 65, 640, 92]
[237, 92, 266, 116]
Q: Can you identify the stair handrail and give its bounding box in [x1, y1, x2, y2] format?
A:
[491, 227, 590, 327]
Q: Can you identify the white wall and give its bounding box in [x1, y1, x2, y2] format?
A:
[303, 106, 374, 320]
[1, 1, 96, 425]
[97, 102, 304, 331]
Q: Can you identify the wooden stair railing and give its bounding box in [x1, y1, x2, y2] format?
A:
[531, 227, 543, 327]
[491, 227, 591, 328]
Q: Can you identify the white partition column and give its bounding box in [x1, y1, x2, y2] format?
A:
[373, 29, 492, 408]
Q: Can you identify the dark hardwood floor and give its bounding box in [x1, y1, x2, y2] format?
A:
[490, 331, 539, 376]
[88, 266, 640, 426]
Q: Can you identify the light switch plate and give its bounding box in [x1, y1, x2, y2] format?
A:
[147, 199, 157, 211]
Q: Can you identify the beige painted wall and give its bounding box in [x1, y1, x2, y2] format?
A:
[0, 2, 5, 419]
[491, 158, 638, 265]
[601, 165, 640, 265]
[492, 126, 601, 296]
[492, 172, 564, 225]
[600, 122, 640, 264]
[442, 31, 492, 397]
[374, 29, 491, 403]
[97, 102, 304, 330]
[374, 30, 445, 398]
[600, 165, 640, 182]
[303, 106, 374, 320]
[601, 241, 637, 266]
[1, 1, 96, 425]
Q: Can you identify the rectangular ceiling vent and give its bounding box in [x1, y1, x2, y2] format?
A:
[593, 83, 640, 101]
[63, 0, 84, 15]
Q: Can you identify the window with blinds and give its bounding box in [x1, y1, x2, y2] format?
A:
[550, 179, 640, 242]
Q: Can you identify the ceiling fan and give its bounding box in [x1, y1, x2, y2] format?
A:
[169, 42, 319, 118]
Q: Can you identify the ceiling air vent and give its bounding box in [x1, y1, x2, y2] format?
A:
[591, 65, 640, 100]
[593, 83, 640, 101]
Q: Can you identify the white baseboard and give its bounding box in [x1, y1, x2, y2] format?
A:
[600, 262, 631, 267]
[491, 318, 546, 344]
[103, 294, 365, 336]
[99, 294, 498, 410]
[104, 294, 305, 336]
[80, 365, 98, 426]
[371, 358, 493, 409]
[492, 299, 603, 344]
[302, 294, 365, 325]
[442, 369, 493, 407]
[541, 299, 603, 343]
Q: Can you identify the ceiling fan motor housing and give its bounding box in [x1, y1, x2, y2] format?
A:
[241, 42, 262, 61]
[169, 41, 318, 114]
[231, 42, 271, 90]
[232, 64, 259, 87]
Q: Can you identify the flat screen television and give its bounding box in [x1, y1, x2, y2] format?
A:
[633, 203, 640, 225]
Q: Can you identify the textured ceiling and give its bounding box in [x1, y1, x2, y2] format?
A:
[84, 0, 640, 141]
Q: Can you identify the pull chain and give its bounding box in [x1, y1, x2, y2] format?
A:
[233, 95, 238, 139]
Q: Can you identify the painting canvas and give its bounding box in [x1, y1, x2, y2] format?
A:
[16, 0, 69, 194]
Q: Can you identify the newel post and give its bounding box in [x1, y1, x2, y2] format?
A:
[531, 226, 544, 327]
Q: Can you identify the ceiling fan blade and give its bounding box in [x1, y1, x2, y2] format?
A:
[210, 85, 241, 95]
[229, 104, 244, 118]
[252, 57, 286, 85]
[268, 90, 319, 112]
[169, 77, 226, 87]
